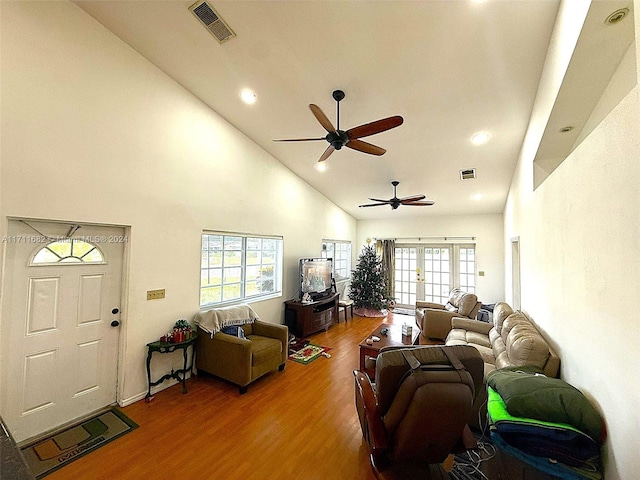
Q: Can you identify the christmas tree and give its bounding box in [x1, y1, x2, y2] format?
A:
[349, 244, 393, 315]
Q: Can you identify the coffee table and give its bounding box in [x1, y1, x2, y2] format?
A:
[359, 322, 419, 378]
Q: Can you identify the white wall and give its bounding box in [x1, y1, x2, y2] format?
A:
[0, 1, 356, 406]
[357, 213, 504, 304]
[503, 0, 640, 477]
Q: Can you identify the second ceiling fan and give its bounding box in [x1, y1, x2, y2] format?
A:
[273, 89, 403, 162]
[359, 181, 435, 210]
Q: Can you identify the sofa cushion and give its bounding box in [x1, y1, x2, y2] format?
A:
[248, 336, 282, 365]
[471, 344, 494, 365]
[459, 294, 478, 317]
[492, 334, 507, 359]
[446, 328, 491, 349]
[500, 312, 532, 342]
[494, 351, 512, 370]
[464, 331, 492, 349]
[445, 328, 468, 344]
[504, 324, 550, 370]
[492, 302, 514, 334]
[488, 327, 501, 346]
[448, 288, 478, 317]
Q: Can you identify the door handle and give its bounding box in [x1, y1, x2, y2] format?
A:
[110, 320, 120, 327]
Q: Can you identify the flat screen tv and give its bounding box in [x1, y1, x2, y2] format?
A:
[299, 258, 333, 301]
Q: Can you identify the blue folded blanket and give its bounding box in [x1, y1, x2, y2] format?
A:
[491, 431, 602, 480]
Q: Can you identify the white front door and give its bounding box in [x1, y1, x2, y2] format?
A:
[1, 220, 124, 443]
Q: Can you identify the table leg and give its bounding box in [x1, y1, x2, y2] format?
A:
[145, 349, 154, 402]
[181, 344, 188, 394]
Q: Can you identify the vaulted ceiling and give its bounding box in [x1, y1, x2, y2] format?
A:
[73, 0, 617, 220]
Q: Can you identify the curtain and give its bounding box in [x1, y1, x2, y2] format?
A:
[375, 239, 395, 301]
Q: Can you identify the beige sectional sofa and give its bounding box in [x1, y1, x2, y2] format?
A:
[445, 302, 561, 427]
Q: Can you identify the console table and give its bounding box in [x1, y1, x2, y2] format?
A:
[284, 293, 339, 338]
[145, 333, 197, 402]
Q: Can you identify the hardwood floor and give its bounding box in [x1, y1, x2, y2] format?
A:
[47, 312, 414, 480]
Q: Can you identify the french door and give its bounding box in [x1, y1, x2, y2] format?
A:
[393, 244, 476, 309]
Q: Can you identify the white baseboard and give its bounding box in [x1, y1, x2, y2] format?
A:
[118, 374, 192, 407]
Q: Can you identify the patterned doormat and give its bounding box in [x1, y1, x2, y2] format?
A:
[288, 344, 331, 365]
[20, 408, 137, 478]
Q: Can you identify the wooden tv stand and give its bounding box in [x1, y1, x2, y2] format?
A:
[284, 293, 339, 338]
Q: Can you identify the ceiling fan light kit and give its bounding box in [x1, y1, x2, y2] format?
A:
[359, 181, 434, 210]
[274, 89, 404, 163]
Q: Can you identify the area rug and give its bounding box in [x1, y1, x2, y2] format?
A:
[20, 408, 138, 478]
[288, 338, 310, 355]
[393, 307, 416, 316]
[288, 344, 331, 365]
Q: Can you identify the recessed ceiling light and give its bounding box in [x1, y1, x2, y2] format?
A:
[315, 163, 328, 172]
[240, 88, 257, 105]
[471, 132, 490, 145]
[605, 8, 629, 25]
[472, 193, 483, 201]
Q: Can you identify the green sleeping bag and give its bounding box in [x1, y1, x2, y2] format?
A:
[487, 366, 603, 443]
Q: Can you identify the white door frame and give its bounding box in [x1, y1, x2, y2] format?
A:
[511, 236, 521, 311]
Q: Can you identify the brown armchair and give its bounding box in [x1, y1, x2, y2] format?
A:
[415, 288, 481, 341]
[194, 305, 288, 394]
[353, 345, 484, 479]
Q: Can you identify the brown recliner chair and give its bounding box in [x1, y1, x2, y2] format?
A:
[415, 289, 481, 340]
[354, 345, 484, 479]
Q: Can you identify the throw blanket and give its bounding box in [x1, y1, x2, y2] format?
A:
[193, 304, 259, 337]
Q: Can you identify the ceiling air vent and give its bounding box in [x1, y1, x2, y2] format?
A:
[189, 1, 236, 44]
[460, 168, 476, 180]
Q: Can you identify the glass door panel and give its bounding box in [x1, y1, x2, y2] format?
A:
[423, 247, 451, 304]
[394, 247, 418, 307]
[459, 247, 476, 294]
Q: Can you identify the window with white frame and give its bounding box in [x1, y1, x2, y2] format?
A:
[31, 239, 105, 265]
[322, 240, 351, 278]
[200, 232, 283, 307]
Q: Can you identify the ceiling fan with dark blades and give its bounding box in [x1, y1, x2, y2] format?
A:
[273, 90, 403, 163]
[359, 181, 435, 210]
